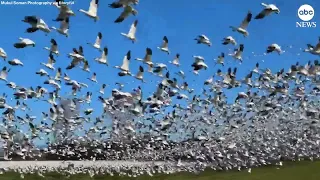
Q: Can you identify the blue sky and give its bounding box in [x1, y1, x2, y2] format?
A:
[0, 0, 319, 145]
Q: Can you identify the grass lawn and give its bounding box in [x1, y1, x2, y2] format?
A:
[1, 160, 320, 180]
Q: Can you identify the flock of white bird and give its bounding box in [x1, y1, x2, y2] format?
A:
[1, 0, 320, 178]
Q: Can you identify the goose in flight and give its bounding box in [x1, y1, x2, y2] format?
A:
[169, 54, 180, 66]
[95, 47, 108, 65]
[99, 84, 107, 94]
[44, 39, 59, 55]
[194, 35, 211, 46]
[87, 32, 102, 51]
[53, 0, 75, 21]
[8, 59, 23, 66]
[134, 66, 145, 83]
[214, 53, 225, 67]
[222, 36, 237, 45]
[79, 0, 99, 22]
[304, 37, 320, 55]
[68, 46, 85, 60]
[135, 48, 153, 65]
[22, 16, 51, 34]
[230, 11, 252, 37]
[229, 44, 244, 63]
[109, 0, 139, 8]
[114, 50, 131, 73]
[81, 60, 90, 72]
[41, 53, 56, 70]
[66, 54, 84, 70]
[157, 36, 170, 54]
[36, 69, 49, 77]
[266, 44, 283, 55]
[14, 37, 35, 48]
[255, 3, 280, 19]
[191, 56, 208, 71]
[0, 66, 9, 82]
[121, 20, 138, 43]
[114, 5, 138, 23]
[88, 72, 98, 83]
[152, 63, 167, 77]
[0, 48, 7, 60]
[50, 17, 69, 37]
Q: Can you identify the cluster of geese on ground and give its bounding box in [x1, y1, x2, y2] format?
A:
[1, 0, 320, 177]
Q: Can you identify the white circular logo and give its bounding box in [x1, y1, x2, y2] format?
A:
[298, 4, 315, 21]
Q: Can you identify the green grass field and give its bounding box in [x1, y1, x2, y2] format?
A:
[1, 160, 320, 180]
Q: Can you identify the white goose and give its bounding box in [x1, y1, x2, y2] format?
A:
[0, 66, 10, 82]
[222, 36, 237, 45]
[152, 63, 167, 77]
[109, 0, 139, 8]
[8, 59, 23, 66]
[0, 48, 7, 60]
[304, 37, 320, 55]
[114, 5, 138, 23]
[22, 16, 51, 34]
[95, 47, 108, 65]
[114, 50, 131, 72]
[135, 48, 153, 65]
[87, 32, 102, 51]
[88, 72, 98, 83]
[169, 53, 180, 66]
[255, 3, 280, 19]
[44, 39, 59, 55]
[121, 20, 138, 43]
[191, 56, 208, 71]
[51, 17, 69, 37]
[14, 37, 35, 48]
[36, 69, 49, 77]
[41, 53, 55, 70]
[266, 44, 283, 55]
[194, 35, 211, 46]
[229, 44, 244, 63]
[79, 0, 99, 22]
[99, 84, 107, 94]
[81, 60, 90, 72]
[157, 36, 170, 54]
[134, 66, 145, 82]
[214, 53, 225, 67]
[230, 11, 252, 37]
[53, 1, 75, 21]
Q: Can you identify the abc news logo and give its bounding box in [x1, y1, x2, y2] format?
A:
[296, 4, 316, 28]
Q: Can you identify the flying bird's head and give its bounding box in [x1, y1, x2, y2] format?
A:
[243, 31, 249, 37]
